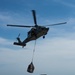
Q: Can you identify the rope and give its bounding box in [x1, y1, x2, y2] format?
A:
[32, 40, 36, 62]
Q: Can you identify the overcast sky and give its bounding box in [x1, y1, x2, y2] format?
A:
[0, 0, 75, 75]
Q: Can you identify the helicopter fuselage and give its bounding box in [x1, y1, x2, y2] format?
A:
[28, 26, 49, 39]
[22, 26, 49, 44]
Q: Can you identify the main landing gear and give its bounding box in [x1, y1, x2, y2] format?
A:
[43, 35, 45, 39]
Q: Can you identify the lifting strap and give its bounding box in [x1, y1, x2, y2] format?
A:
[32, 40, 36, 62]
[27, 40, 36, 73]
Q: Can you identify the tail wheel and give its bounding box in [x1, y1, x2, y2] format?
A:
[22, 43, 26, 48]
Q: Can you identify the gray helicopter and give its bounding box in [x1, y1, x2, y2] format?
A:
[7, 10, 67, 47]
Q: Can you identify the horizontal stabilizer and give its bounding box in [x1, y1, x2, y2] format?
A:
[14, 42, 26, 47]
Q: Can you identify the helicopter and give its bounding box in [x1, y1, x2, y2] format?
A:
[7, 10, 67, 47]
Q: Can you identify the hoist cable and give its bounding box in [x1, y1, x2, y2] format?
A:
[32, 40, 36, 62]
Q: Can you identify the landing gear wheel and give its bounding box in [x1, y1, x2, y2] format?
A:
[43, 35, 45, 39]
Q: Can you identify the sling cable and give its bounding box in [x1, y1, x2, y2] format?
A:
[27, 40, 36, 73]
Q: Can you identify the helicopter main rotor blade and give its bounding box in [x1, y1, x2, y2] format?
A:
[7, 24, 34, 28]
[45, 22, 67, 26]
[32, 10, 37, 26]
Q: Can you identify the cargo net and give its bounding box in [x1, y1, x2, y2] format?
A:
[27, 40, 36, 73]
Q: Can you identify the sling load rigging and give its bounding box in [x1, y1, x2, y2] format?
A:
[27, 40, 36, 73]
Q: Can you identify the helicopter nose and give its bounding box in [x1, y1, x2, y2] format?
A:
[47, 28, 49, 31]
